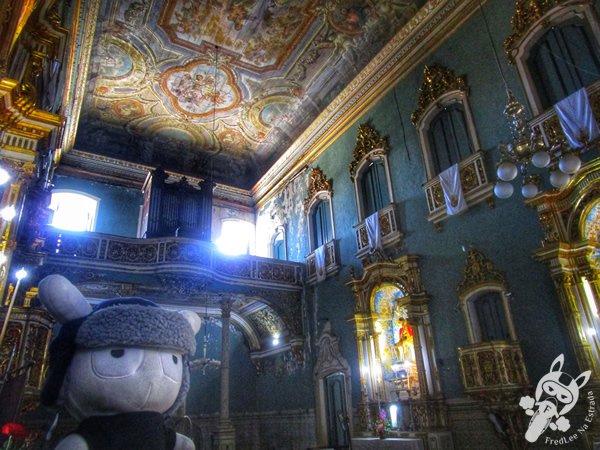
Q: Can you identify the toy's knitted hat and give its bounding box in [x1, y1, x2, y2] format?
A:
[39, 275, 199, 416]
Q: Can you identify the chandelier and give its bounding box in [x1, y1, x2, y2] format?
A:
[493, 90, 583, 199]
[475, 0, 589, 200]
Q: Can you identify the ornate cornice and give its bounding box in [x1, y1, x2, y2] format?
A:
[503, 0, 588, 61]
[457, 247, 506, 296]
[254, 0, 486, 205]
[60, 0, 100, 155]
[411, 63, 467, 126]
[349, 123, 389, 180]
[0, 77, 62, 159]
[304, 167, 332, 211]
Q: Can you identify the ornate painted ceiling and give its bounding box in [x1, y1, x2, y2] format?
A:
[74, 0, 422, 189]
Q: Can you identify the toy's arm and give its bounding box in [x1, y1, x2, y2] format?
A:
[174, 432, 195, 450]
[55, 434, 89, 450]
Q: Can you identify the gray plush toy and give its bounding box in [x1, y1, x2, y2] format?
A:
[38, 274, 200, 450]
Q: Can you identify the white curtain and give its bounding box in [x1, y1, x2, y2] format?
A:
[555, 87, 600, 148]
[365, 211, 382, 252]
[439, 163, 467, 215]
[315, 244, 326, 282]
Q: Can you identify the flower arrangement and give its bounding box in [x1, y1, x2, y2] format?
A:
[373, 408, 392, 438]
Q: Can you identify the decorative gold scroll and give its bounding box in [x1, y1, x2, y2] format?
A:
[457, 247, 506, 296]
[349, 123, 389, 180]
[503, 0, 588, 61]
[411, 64, 467, 126]
[304, 167, 332, 211]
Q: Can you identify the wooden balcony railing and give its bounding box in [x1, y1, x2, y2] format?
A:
[305, 239, 340, 284]
[530, 80, 600, 149]
[458, 341, 529, 399]
[424, 151, 493, 226]
[353, 203, 403, 262]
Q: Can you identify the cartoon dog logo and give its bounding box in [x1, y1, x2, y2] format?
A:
[519, 354, 591, 443]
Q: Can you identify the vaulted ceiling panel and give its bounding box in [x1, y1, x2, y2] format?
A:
[74, 0, 422, 189]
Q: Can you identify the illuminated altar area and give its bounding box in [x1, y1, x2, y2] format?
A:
[349, 256, 452, 447]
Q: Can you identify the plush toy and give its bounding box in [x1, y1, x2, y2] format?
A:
[38, 274, 200, 450]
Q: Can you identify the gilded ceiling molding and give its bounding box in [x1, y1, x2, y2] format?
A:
[304, 167, 332, 211]
[348, 123, 389, 180]
[60, 0, 100, 156]
[0, 0, 38, 73]
[254, 0, 484, 205]
[0, 78, 62, 159]
[503, 0, 588, 61]
[457, 247, 506, 296]
[411, 64, 467, 126]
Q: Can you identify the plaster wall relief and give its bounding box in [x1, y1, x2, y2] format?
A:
[257, 169, 308, 261]
[72, 0, 422, 189]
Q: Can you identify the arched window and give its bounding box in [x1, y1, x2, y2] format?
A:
[458, 248, 517, 345]
[271, 226, 286, 260]
[48, 190, 99, 232]
[216, 219, 255, 255]
[360, 160, 390, 218]
[412, 65, 480, 181]
[311, 200, 333, 250]
[304, 168, 335, 251]
[304, 167, 338, 283]
[529, 22, 600, 110]
[349, 124, 394, 221]
[427, 103, 473, 174]
[507, 3, 600, 115]
[470, 292, 510, 342]
[412, 65, 492, 227]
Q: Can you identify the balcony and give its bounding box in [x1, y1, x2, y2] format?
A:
[458, 341, 529, 401]
[305, 239, 340, 284]
[530, 79, 600, 148]
[353, 203, 403, 263]
[42, 230, 304, 290]
[423, 151, 493, 227]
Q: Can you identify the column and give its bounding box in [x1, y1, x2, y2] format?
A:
[215, 298, 235, 450]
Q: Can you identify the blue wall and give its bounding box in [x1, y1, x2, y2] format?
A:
[52, 175, 143, 237]
[187, 320, 314, 414]
[257, 0, 577, 406]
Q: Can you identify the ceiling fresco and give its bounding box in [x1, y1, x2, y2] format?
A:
[74, 0, 422, 189]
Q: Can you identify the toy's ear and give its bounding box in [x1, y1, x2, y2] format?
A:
[549, 354, 564, 373]
[38, 274, 92, 324]
[575, 370, 592, 389]
[180, 310, 201, 335]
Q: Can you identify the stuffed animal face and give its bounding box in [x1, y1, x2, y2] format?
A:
[64, 347, 184, 420]
[38, 274, 201, 422]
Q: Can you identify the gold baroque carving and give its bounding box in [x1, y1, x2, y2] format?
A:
[411, 64, 467, 126]
[503, 0, 585, 61]
[304, 167, 332, 211]
[249, 308, 282, 337]
[349, 123, 389, 180]
[457, 247, 506, 296]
